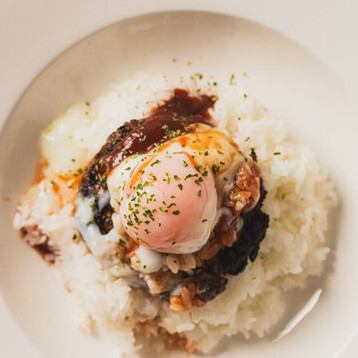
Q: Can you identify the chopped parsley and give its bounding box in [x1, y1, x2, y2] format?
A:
[163, 172, 171, 184]
[212, 164, 220, 175]
[150, 159, 161, 166]
[195, 177, 204, 185]
[194, 164, 202, 172]
[184, 173, 198, 180]
[162, 124, 181, 138]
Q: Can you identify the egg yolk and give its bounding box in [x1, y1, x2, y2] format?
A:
[119, 146, 217, 254]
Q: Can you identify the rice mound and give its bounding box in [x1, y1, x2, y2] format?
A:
[14, 73, 337, 356]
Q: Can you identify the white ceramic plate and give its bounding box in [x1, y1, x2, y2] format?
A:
[1, 1, 358, 357]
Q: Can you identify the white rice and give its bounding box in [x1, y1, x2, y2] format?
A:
[14, 72, 337, 356]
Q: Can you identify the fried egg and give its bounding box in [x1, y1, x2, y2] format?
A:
[107, 124, 244, 254]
